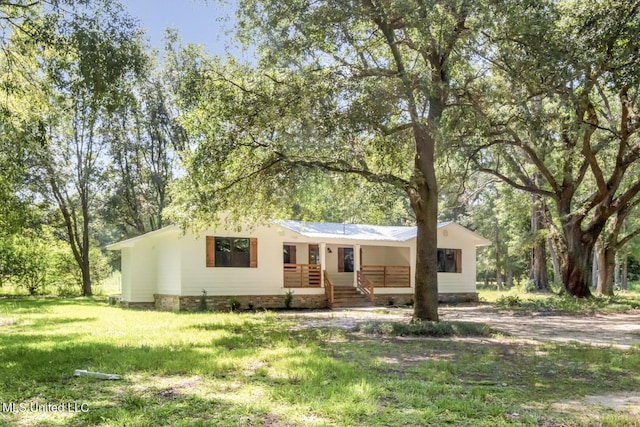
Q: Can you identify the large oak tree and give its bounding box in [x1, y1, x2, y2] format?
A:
[464, 0, 640, 297]
[171, 0, 485, 321]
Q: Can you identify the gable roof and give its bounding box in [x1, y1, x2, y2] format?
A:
[106, 219, 491, 249]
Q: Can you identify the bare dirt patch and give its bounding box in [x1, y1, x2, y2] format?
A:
[284, 305, 640, 348]
[0, 317, 16, 327]
[285, 305, 640, 416]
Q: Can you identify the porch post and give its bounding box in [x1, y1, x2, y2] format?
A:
[320, 242, 326, 287]
[354, 244, 361, 287]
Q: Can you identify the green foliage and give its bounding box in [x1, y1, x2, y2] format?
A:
[4, 298, 639, 425]
[0, 228, 111, 296]
[459, 0, 640, 297]
[495, 295, 523, 308]
[494, 293, 640, 314]
[283, 290, 294, 309]
[229, 297, 241, 312]
[199, 289, 208, 312]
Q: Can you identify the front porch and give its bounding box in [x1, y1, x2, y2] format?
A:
[282, 242, 412, 307]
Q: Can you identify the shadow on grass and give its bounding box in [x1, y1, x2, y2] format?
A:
[0, 297, 109, 313]
[2, 302, 640, 426]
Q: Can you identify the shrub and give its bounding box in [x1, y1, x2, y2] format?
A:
[229, 297, 241, 312]
[495, 294, 522, 308]
[199, 289, 208, 311]
[284, 290, 294, 309]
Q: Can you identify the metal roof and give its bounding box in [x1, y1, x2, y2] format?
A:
[275, 220, 420, 242]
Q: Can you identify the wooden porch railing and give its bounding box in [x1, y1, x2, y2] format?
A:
[360, 265, 410, 287]
[356, 271, 375, 304]
[284, 264, 321, 288]
[323, 270, 334, 308]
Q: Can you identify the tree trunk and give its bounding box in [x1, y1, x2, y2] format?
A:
[560, 221, 594, 298]
[413, 208, 438, 321]
[621, 254, 628, 290]
[530, 196, 550, 291]
[596, 243, 615, 296]
[548, 237, 562, 287]
[592, 242, 599, 291]
[505, 261, 514, 288]
[81, 194, 92, 296]
[409, 123, 439, 321]
[495, 229, 503, 290]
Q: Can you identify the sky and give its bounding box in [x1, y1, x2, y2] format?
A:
[119, 0, 250, 59]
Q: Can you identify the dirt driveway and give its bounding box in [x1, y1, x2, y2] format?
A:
[285, 304, 640, 349]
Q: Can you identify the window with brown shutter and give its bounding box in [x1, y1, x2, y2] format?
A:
[206, 236, 258, 268]
[206, 236, 215, 267]
[338, 247, 354, 272]
[437, 248, 462, 273]
[283, 245, 297, 264]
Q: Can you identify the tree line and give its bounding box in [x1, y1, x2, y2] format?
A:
[1, 0, 639, 321]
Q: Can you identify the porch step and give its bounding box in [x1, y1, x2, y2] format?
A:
[330, 287, 373, 308]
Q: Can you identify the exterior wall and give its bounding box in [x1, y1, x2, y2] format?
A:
[362, 246, 410, 266]
[435, 225, 478, 293]
[154, 294, 180, 311]
[127, 237, 157, 302]
[113, 220, 485, 309]
[119, 300, 155, 310]
[284, 242, 309, 264]
[156, 233, 182, 295]
[179, 225, 324, 297]
[154, 293, 327, 311]
[120, 248, 133, 302]
[324, 243, 347, 275]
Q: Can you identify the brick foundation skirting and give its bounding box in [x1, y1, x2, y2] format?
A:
[153, 293, 328, 311]
[438, 292, 478, 303]
[374, 292, 478, 307]
[119, 300, 155, 310]
[121, 291, 479, 312]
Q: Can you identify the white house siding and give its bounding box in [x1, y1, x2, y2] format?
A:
[435, 225, 478, 293]
[156, 231, 182, 295]
[362, 246, 410, 266]
[179, 225, 323, 297]
[120, 248, 132, 301]
[283, 242, 309, 265]
[126, 237, 157, 302]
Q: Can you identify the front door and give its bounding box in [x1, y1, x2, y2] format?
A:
[309, 244, 320, 265]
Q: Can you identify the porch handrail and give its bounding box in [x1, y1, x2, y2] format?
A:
[323, 270, 334, 308]
[360, 265, 410, 287]
[284, 263, 321, 288]
[356, 271, 375, 304]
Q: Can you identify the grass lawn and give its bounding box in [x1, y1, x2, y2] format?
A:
[1, 298, 639, 426]
[479, 282, 640, 315]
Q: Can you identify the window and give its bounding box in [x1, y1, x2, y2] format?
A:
[206, 236, 257, 268]
[437, 249, 461, 273]
[283, 245, 296, 264]
[338, 247, 354, 272]
[309, 244, 320, 265]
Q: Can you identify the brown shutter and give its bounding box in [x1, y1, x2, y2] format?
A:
[338, 247, 345, 272]
[455, 249, 462, 273]
[290, 245, 296, 264]
[250, 238, 258, 268]
[206, 236, 215, 267]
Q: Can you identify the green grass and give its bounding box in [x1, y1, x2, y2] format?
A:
[480, 287, 640, 315]
[1, 298, 639, 426]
